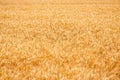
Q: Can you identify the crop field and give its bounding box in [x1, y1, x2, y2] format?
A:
[0, 0, 120, 80]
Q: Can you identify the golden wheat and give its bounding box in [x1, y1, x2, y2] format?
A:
[0, 0, 120, 80]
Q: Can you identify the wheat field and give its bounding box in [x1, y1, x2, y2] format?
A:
[0, 0, 120, 80]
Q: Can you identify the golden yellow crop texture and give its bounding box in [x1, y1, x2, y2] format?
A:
[0, 0, 120, 80]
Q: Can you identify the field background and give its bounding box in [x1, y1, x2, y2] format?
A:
[0, 0, 120, 80]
